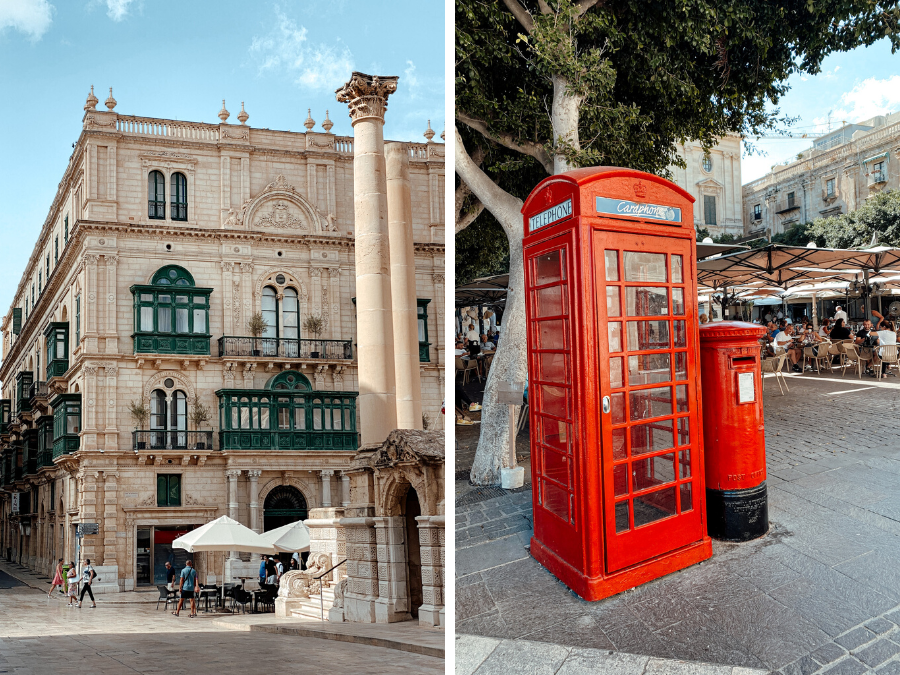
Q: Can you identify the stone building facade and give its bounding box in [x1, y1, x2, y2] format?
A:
[742, 112, 900, 238]
[669, 135, 743, 238]
[0, 83, 445, 623]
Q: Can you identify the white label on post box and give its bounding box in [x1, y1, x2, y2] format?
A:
[529, 199, 572, 232]
[737, 372, 755, 403]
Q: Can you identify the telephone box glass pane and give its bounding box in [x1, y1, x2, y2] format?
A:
[627, 321, 669, 351]
[543, 447, 569, 486]
[631, 419, 674, 455]
[615, 501, 630, 532]
[612, 428, 626, 460]
[677, 417, 690, 446]
[538, 353, 569, 384]
[671, 255, 683, 283]
[613, 464, 628, 496]
[672, 288, 685, 315]
[535, 285, 566, 318]
[610, 393, 625, 424]
[624, 252, 667, 282]
[541, 385, 568, 419]
[632, 452, 676, 489]
[541, 416, 569, 451]
[628, 354, 670, 384]
[680, 483, 693, 512]
[674, 353, 687, 380]
[543, 480, 569, 521]
[675, 384, 688, 411]
[607, 287, 621, 317]
[673, 321, 687, 347]
[634, 488, 677, 527]
[629, 387, 673, 421]
[534, 250, 564, 284]
[610, 357, 623, 388]
[537, 320, 567, 350]
[626, 287, 668, 316]
[605, 251, 619, 281]
[679, 449, 691, 478]
[608, 322, 622, 352]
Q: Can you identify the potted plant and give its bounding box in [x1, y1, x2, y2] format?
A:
[128, 400, 149, 449]
[189, 395, 212, 450]
[303, 315, 325, 358]
[247, 312, 268, 356]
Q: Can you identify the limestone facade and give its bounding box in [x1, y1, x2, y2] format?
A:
[742, 112, 900, 238]
[669, 135, 743, 238]
[0, 88, 445, 600]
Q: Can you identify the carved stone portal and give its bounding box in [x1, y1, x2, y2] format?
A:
[255, 201, 306, 230]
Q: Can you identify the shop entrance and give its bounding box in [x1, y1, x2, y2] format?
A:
[404, 487, 423, 618]
[135, 525, 195, 586]
[264, 486, 308, 567]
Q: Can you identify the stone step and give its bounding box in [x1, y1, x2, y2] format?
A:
[289, 591, 336, 620]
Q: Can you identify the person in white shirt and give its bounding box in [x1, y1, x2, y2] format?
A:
[834, 306, 848, 323]
[774, 324, 803, 372]
[465, 324, 479, 343]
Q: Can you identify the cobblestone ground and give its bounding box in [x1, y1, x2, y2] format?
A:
[456, 373, 900, 674]
[0, 581, 443, 674]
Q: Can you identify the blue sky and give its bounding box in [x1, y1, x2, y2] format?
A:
[0, 0, 445, 314]
[742, 38, 900, 183]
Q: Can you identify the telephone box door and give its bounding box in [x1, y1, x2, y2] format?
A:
[596, 231, 703, 573]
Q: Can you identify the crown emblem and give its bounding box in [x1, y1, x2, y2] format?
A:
[633, 181, 647, 199]
[544, 189, 554, 206]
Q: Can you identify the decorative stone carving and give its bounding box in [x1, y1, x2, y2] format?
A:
[223, 209, 239, 228]
[278, 570, 314, 599]
[105, 87, 117, 111]
[237, 102, 249, 125]
[325, 213, 338, 231]
[332, 577, 347, 608]
[218, 100, 230, 123]
[335, 72, 399, 123]
[222, 128, 249, 141]
[263, 174, 295, 193]
[322, 110, 334, 133]
[84, 86, 98, 111]
[85, 115, 116, 129]
[255, 201, 306, 230]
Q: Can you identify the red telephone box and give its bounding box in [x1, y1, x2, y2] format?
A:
[522, 167, 712, 601]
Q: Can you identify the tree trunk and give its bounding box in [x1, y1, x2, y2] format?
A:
[551, 73, 583, 174]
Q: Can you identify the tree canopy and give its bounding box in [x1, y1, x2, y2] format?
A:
[808, 189, 900, 248]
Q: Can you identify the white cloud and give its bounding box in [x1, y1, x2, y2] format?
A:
[813, 75, 900, 129]
[0, 0, 53, 40]
[249, 11, 354, 91]
[404, 60, 419, 91]
[105, 0, 135, 21]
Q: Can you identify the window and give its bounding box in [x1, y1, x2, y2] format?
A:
[171, 172, 187, 221]
[787, 191, 796, 208]
[701, 155, 712, 173]
[826, 178, 835, 197]
[703, 195, 716, 226]
[418, 299, 431, 363]
[45, 323, 69, 379]
[259, 285, 300, 355]
[31, 284, 35, 309]
[873, 161, 886, 183]
[753, 204, 761, 220]
[45, 254, 50, 279]
[157, 474, 181, 507]
[75, 296, 80, 347]
[54, 237, 58, 262]
[51, 394, 81, 459]
[64, 216, 68, 244]
[131, 266, 212, 355]
[38, 272, 42, 295]
[148, 171, 165, 220]
[149, 389, 187, 448]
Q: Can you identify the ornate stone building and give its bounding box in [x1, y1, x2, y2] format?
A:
[742, 112, 900, 238]
[0, 80, 445, 627]
[669, 135, 743, 238]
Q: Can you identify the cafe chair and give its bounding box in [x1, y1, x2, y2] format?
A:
[155, 585, 178, 611]
[827, 341, 846, 371]
[875, 345, 899, 379]
[231, 586, 253, 614]
[840, 343, 866, 378]
[804, 342, 832, 374]
[456, 357, 478, 385]
[761, 354, 789, 395]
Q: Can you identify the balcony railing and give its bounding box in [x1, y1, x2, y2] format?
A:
[38, 450, 53, 469]
[869, 171, 888, 185]
[133, 430, 214, 451]
[148, 200, 166, 219]
[218, 336, 353, 360]
[171, 202, 187, 221]
[28, 381, 48, 401]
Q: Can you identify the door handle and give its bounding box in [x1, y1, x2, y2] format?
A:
[602, 396, 610, 414]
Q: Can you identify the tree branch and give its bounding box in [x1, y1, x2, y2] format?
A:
[501, 0, 534, 33]
[454, 126, 524, 239]
[457, 111, 554, 174]
[455, 145, 486, 234]
[574, 0, 601, 17]
[456, 192, 485, 234]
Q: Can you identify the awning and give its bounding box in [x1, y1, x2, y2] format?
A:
[456, 274, 509, 309]
[863, 151, 890, 164]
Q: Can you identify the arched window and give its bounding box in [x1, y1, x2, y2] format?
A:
[149, 388, 187, 449]
[148, 171, 165, 220]
[262, 287, 278, 338]
[171, 172, 187, 221]
[260, 285, 300, 357]
[132, 265, 212, 355]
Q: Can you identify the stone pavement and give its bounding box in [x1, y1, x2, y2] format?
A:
[0, 571, 443, 674]
[456, 372, 900, 674]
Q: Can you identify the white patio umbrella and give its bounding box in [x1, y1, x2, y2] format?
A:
[258, 520, 311, 553]
[173, 515, 277, 555]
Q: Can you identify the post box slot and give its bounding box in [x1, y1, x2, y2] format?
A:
[731, 356, 755, 367]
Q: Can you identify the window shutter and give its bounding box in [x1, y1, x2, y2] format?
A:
[12, 308, 21, 335]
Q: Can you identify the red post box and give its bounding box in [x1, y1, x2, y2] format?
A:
[522, 167, 712, 602]
[698, 321, 769, 541]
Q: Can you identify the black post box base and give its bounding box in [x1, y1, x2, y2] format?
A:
[706, 482, 768, 542]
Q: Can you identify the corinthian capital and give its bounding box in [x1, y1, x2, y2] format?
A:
[335, 72, 399, 123]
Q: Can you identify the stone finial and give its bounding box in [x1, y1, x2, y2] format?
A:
[304, 109, 316, 131]
[424, 120, 435, 142]
[218, 100, 230, 123]
[440, 129, 445, 141]
[84, 85, 98, 111]
[322, 110, 333, 133]
[104, 87, 117, 111]
[335, 72, 399, 123]
[237, 101, 249, 125]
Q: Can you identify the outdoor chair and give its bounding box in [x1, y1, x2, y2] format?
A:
[155, 585, 178, 611]
[840, 343, 867, 378]
[456, 357, 478, 385]
[804, 342, 832, 374]
[827, 341, 846, 371]
[231, 587, 252, 614]
[761, 354, 789, 395]
[257, 586, 278, 612]
[875, 345, 899, 379]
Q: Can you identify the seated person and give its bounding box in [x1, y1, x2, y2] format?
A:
[466, 341, 481, 357]
[871, 314, 897, 377]
[819, 318, 832, 337]
[774, 324, 803, 373]
[829, 318, 851, 340]
[855, 319, 878, 374]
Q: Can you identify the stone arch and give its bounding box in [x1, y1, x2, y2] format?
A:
[254, 268, 308, 304]
[141, 371, 196, 402]
[60, 305, 68, 322]
[258, 475, 318, 511]
[378, 468, 427, 518]
[243, 183, 325, 235]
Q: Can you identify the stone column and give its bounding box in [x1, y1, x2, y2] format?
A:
[416, 515, 444, 627]
[385, 143, 423, 430]
[336, 72, 399, 446]
[247, 470, 262, 533]
[320, 470, 333, 508]
[340, 516, 378, 623]
[374, 515, 410, 623]
[225, 469, 241, 563]
[341, 472, 351, 508]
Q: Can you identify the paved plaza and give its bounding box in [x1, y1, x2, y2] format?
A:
[0, 566, 443, 675]
[456, 373, 900, 674]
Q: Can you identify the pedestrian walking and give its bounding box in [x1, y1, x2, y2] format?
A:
[265, 556, 277, 585]
[258, 554, 267, 585]
[48, 558, 64, 597]
[78, 559, 97, 608]
[65, 563, 78, 607]
[164, 561, 177, 591]
[173, 559, 198, 617]
[275, 558, 284, 583]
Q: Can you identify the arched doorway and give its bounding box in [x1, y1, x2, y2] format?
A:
[404, 487, 423, 619]
[264, 485, 309, 569]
